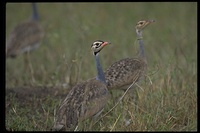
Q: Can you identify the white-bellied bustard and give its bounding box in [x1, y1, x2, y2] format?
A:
[6, 3, 44, 58]
[104, 20, 155, 91]
[6, 3, 45, 83]
[52, 40, 111, 131]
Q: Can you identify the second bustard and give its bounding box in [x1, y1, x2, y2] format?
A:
[52, 40, 111, 131]
[104, 20, 155, 90]
[6, 3, 44, 58]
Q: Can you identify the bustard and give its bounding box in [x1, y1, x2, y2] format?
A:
[104, 20, 155, 90]
[52, 40, 111, 131]
[6, 3, 44, 58]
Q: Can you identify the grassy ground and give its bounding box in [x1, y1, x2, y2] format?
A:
[5, 2, 197, 131]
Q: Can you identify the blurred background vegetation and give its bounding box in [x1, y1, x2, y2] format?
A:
[6, 2, 197, 131]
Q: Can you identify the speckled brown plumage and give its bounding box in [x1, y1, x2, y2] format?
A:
[6, 3, 44, 58]
[52, 78, 110, 131]
[52, 41, 110, 131]
[105, 57, 147, 90]
[103, 20, 155, 90]
[6, 20, 44, 58]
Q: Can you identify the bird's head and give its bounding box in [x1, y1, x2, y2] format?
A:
[91, 40, 111, 56]
[135, 20, 155, 36]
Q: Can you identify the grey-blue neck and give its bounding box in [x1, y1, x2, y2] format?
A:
[94, 53, 106, 84]
[137, 31, 146, 60]
[32, 3, 39, 21]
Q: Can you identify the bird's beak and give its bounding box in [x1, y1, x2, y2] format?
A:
[101, 42, 111, 47]
[148, 20, 155, 23]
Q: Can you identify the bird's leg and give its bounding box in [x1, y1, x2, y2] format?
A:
[88, 108, 104, 130]
[133, 87, 139, 111]
[24, 52, 36, 85]
[122, 85, 136, 125]
[88, 118, 94, 130]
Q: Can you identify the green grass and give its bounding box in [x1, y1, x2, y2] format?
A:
[6, 2, 197, 131]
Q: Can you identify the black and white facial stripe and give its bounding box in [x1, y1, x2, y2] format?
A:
[91, 40, 110, 55]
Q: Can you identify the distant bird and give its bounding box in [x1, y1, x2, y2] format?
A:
[104, 20, 155, 91]
[52, 40, 111, 131]
[6, 3, 44, 58]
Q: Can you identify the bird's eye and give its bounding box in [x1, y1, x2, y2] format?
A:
[94, 42, 102, 47]
[139, 22, 144, 25]
[96, 43, 101, 46]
